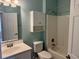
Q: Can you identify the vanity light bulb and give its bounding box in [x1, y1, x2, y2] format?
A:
[14, 0, 18, 4]
[11, 0, 18, 4]
[11, 0, 19, 7]
[11, 3, 16, 7]
[3, 0, 11, 3]
[0, 0, 1, 2]
[3, 0, 10, 6]
[6, 0, 11, 2]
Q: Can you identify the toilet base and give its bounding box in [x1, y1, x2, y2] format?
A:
[38, 51, 52, 59]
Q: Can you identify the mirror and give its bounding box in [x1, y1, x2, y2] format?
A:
[0, 5, 22, 41]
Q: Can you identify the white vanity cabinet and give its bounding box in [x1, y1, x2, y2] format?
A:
[2, 40, 32, 59]
[3, 49, 31, 59]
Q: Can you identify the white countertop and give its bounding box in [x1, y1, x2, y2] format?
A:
[1, 40, 32, 59]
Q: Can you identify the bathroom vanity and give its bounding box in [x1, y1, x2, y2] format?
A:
[0, 3, 32, 59]
[1, 40, 32, 59]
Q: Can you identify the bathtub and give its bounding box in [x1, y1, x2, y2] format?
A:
[48, 47, 67, 59]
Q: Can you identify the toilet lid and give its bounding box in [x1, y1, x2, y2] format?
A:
[38, 51, 52, 58]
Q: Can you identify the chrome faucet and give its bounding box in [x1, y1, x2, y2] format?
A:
[3, 39, 18, 48]
[7, 42, 13, 48]
[6, 40, 13, 48]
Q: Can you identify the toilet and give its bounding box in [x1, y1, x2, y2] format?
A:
[33, 41, 52, 59]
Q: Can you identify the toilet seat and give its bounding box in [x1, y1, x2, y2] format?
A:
[38, 51, 52, 59]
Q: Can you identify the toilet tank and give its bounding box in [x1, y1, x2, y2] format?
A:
[33, 41, 43, 52]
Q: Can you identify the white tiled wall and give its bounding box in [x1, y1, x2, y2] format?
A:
[46, 15, 57, 48]
[47, 15, 69, 53]
[72, 16, 79, 58]
[57, 15, 69, 50]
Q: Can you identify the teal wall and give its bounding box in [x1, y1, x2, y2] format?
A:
[0, 0, 70, 46]
[21, 0, 70, 46]
[20, 0, 44, 46]
[57, 0, 70, 15]
[0, 0, 44, 47]
[46, 0, 70, 16]
[46, 0, 57, 15]
[20, 0, 70, 48]
[0, 5, 17, 13]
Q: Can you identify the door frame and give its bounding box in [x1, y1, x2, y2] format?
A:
[68, 0, 79, 59]
[0, 13, 4, 41]
[68, 0, 74, 54]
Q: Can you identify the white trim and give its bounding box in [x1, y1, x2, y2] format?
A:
[46, 15, 49, 49]
[68, 0, 74, 54]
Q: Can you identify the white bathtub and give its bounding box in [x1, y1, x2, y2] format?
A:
[48, 47, 67, 59]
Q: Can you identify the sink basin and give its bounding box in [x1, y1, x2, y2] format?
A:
[2, 41, 32, 59]
[2, 46, 20, 55]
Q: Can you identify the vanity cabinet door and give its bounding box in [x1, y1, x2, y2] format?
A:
[4, 50, 31, 59]
[15, 50, 31, 59]
[4, 56, 16, 59]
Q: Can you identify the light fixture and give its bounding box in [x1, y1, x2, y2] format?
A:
[0, 0, 2, 2]
[5, 0, 11, 3]
[10, 0, 19, 7]
[3, 0, 11, 6]
[0, 0, 19, 7]
[11, 0, 18, 4]
[11, 0, 20, 6]
[11, 3, 16, 7]
[0, 0, 3, 3]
